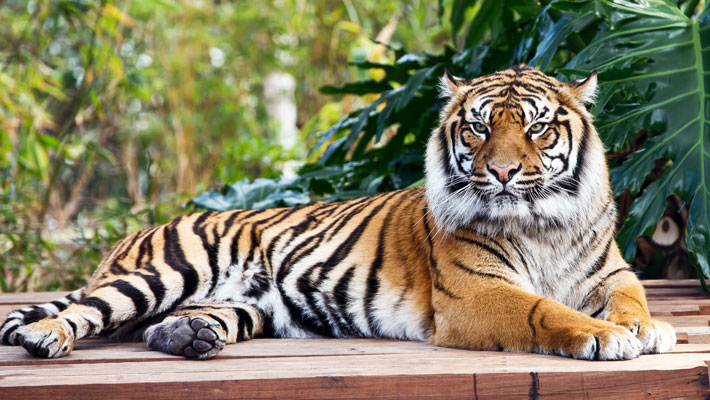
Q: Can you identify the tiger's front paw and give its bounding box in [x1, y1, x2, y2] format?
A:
[609, 316, 676, 354]
[556, 322, 641, 360]
[1, 306, 54, 345]
[17, 319, 74, 358]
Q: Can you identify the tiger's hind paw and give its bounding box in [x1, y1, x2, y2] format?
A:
[145, 315, 226, 360]
[17, 319, 74, 358]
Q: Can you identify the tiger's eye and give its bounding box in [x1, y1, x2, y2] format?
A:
[472, 123, 487, 134]
[528, 123, 547, 136]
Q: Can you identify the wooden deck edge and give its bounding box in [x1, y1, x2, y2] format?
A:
[0, 368, 707, 400]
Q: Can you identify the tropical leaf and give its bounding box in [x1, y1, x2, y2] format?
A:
[191, 178, 310, 211]
[554, 0, 710, 276]
[528, 11, 594, 70]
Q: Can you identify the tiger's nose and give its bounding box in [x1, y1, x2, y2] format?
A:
[487, 163, 522, 184]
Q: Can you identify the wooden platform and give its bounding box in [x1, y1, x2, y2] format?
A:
[1, 280, 709, 399]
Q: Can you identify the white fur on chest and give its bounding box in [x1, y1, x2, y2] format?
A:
[514, 236, 582, 302]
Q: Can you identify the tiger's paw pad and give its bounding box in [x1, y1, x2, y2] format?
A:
[16, 319, 74, 358]
[614, 318, 676, 354]
[561, 324, 641, 361]
[146, 316, 226, 360]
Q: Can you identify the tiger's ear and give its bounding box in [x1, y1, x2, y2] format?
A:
[569, 71, 597, 104]
[439, 68, 465, 99]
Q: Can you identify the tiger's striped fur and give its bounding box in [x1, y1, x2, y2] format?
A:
[1, 66, 675, 360]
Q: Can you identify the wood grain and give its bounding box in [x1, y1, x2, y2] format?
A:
[0, 369, 707, 400]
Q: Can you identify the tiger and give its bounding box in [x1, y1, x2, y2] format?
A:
[0, 65, 676, 361]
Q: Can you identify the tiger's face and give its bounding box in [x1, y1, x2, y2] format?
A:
[425, 65, 610, 234]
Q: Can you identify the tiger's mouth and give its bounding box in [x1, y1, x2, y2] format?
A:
[478, 181, 549, 214]
[494, 189, 516, 198]
[486, 187, 523, 208]
[478, 174, 549, 205]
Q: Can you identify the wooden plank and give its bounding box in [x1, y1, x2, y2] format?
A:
[474, 368, 708, 400]
[3, 352, 704, 383]
[642, 279, 703, 288]
[0, 352, 707, 398]
[667, 343, 710, 354]
[674, 327, 710, 335]
[0, 368, 706, 400]
[0, 375, 478, 400]
[689, 336, 710, 345]
[0, 292, 69, 305]
[650, 304, 700, 316]
[677, 332, 690, 344]
[1, 351, 708, 382]
[647, 297, 710, 302]
[645, 287, 708, 297]
[648, 299, 710, 306]
[0, 339, 477, 366]
[655, 315, 710, 327]
[1, 338, 705, 367]
[675, 327, 710, 344]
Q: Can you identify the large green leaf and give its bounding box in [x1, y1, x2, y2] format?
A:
[191, 177, 310, 211]
[555, 0, 710, 276]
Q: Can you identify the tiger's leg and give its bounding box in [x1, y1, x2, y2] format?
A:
[15, 287, 147, 358]
[15, 272, 182, 358]
[430, 271, 641, 360]
[144, 302, 263, 360]
[16, 302, 106, 358]
[0, 289, 83, 346]
[579, 251, 676, 354]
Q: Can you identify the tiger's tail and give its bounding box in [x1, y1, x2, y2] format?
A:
[0, 288, 84, 345]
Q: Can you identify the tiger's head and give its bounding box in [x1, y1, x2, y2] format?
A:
[425, 65, 612, 235]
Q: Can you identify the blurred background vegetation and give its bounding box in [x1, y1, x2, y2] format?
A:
[2, 0, 709, 292]
[0, 0, 448, 291]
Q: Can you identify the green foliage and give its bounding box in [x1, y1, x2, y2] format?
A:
[192, 161, 381, 209]
[1, 0, 447, 291]
[195, 2, 552, 205]
[5, 0, 709, 290]
[198, 0, 710, 285]
[554, 0, 710, 283]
